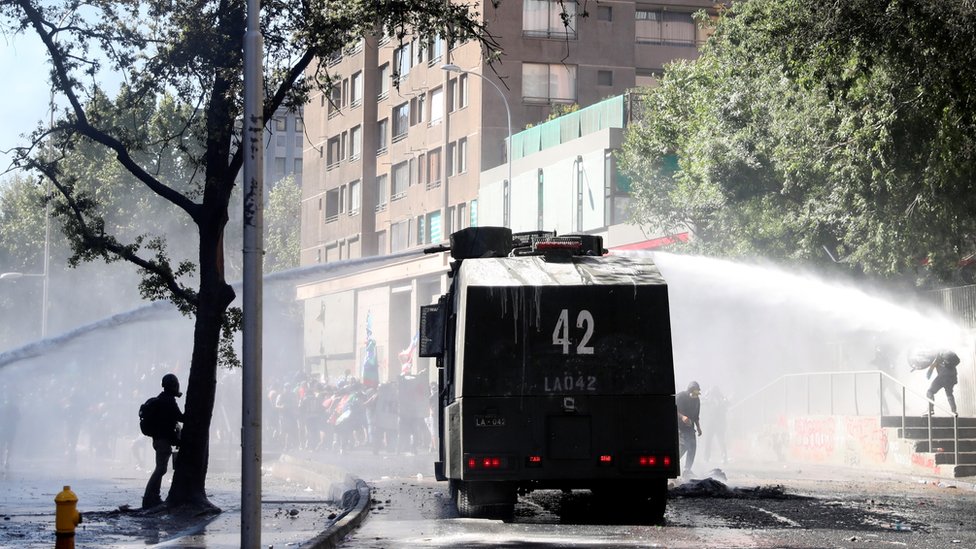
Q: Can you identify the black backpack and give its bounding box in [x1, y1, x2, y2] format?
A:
[139, 397, 164, 437]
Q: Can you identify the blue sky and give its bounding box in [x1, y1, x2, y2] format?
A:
[1, 32, 52, 172]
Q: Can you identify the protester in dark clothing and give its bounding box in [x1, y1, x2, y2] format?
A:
[676, 381, 703, 476]
[142, 373, 184, 508]
[923, 350, 960, 417]
[702, 387, 728, 465]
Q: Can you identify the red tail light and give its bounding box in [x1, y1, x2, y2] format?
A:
[638, 455, 668, 467]
[528, 455, 542, 463]
[599, 454, 613, 464]
[466, 456, 506, 469]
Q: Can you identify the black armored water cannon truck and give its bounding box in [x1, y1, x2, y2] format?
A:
[419, 227, 679, 522]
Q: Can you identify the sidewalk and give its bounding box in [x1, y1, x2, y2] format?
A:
[0, 455, 369, 548]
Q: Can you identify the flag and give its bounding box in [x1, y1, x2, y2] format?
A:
[398, 333, 420, 374]
[361, 311, 378, 387]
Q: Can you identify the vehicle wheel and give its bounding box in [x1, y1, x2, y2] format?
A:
[592, 479, 668, 525]
[642, 478, 668, 523]
[453, 481, 515, 521]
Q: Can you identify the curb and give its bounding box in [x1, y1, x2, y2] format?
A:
[305, 479, 371, 549]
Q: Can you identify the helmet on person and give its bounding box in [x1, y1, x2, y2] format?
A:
[162, 373, 183, 397]
[687, 381, 701, 395]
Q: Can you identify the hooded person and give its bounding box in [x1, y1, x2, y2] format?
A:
[676, 381, 703, 477]
[142, 373, 184, 508]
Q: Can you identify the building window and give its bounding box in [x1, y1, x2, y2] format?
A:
[636, 9, 696, 46]
[426, 210, 442, 243]
[391, 220, 409, 252]
[377, 118, 389, 153]
[392, 161, 409, 199]
[427, 147, 442, 189]
[349, 179, 361, 214]
[523, 0, 576, 39]
[350, 125, 362, 160]
[376, 230, 387, 254]
[448, 138, 466, 176]
[449, 75, 468, 112]
[328, 85, 342, 118]
[522, 63, 577, 103]
[274, 157, 286, 180]
[295, 134, 303, 149]
[458, 74, 468, 108]
[351, 71, 363, 107]
[447, 142, 456, 177]
[375, 174, 389, 211]
[598, 70, 613, 86]
[275, 117, 287, 132]
[296, 118, 304, 132]
[457, 138, 467, 174]
[429, 87, 444, 124]
[410, 95, 425, 126]
[294, 158, 303, 174]
[341, 78, 349, 108]
[416, 153, 426, 186]
[636, 68, 662, 88]
[427, 35, 444, 64]
[605, 150, 632, 225]
[393, 42, 411, 80]
[378, 64, 390, 100]
[598, 5, 612, 21]
[325, 188, 340, 222]
[393, 102, 409, 141]
[326, 136, 341, 169]
[458, 202, 467, 230]
[412, 37, 424, 66]
[470, 199, 478, 227]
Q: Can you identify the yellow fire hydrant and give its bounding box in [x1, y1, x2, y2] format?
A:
[55, 485, 82, 549]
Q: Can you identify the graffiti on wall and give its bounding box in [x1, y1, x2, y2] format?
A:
[842, 416, 888, 466]
[790, 417, 836, 462]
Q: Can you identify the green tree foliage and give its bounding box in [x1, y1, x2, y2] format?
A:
[620, 0, 976, 284]
[265, 176, 301, 273]
[0, 175, 48, 347]
[1, 0, 495, 509]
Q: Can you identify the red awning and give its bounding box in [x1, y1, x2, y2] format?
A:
[609, 232, 690, 251]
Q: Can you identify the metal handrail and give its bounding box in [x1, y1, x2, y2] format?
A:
[730, 369, 960, 468]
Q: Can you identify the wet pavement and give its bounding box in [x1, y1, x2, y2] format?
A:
[0, 456, 355, 548]
[3, 451, 974, 548]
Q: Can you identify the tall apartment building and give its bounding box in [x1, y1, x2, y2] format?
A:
[301, 0, 717, 266]
[296, 0, 717, 381]
[265, 107, 304, 189]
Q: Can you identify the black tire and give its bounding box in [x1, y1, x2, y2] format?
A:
[592, 478, 668, 525]
[453, 480, 515, 521]
[643, 477, 668, 523]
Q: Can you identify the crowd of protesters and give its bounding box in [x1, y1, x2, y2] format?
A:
[263, 366, 437, 456]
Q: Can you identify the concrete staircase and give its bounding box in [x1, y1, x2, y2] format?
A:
[881, 415, 976, 477]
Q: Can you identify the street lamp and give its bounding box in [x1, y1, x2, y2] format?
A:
[441, 64, 512, 227]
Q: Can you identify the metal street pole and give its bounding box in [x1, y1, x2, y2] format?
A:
[242, 0, 265, 543]
[441, 64, 512, 227]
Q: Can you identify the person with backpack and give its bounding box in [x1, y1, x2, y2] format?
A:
[141, 373, 184, 508]
[922, 350, 960, 417]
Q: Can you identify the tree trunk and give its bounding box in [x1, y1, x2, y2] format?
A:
[167, 216, 234, 508]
